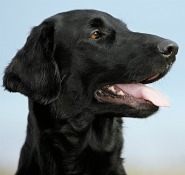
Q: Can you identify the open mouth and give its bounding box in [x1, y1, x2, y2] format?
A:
[94, 72, 170, 109]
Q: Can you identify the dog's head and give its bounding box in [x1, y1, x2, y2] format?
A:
[3, 10, 178, 118]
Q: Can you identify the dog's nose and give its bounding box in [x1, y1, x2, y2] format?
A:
[158, 40, 178, 58]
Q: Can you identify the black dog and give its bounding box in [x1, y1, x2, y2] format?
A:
[3, 10, 178, 175]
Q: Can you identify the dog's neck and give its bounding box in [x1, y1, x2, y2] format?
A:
[27, 99, 124, 174]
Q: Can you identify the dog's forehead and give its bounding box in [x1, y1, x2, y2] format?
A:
[54, 10, 127, 30]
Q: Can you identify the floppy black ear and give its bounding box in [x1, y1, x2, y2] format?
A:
[3, 20, 61, 104]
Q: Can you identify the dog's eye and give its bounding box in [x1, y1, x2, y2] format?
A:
[90, 30, 102, 39]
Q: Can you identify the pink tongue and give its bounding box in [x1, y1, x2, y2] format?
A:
[116, 83, 170, 107]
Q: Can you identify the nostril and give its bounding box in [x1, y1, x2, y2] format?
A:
[158, 41, 179, 58]
[162, 45, 174, 56]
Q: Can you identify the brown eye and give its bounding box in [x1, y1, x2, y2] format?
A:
[90, 31, 102, 39]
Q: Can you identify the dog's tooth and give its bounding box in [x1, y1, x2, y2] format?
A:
[98, 90, 103, 94]
[98, 90, 107, 96]
[108, 86, 116, 93]
[117, 91, 125, 96]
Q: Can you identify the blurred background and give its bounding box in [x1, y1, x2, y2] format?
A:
[0, 0, 184, 174]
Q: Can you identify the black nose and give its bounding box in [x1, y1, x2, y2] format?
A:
[158, 40, 178, 58]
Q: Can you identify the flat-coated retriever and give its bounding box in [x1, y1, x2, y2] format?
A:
[3, 10, 178, 175]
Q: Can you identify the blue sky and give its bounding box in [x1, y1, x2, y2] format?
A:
[0, 0, 185, 173]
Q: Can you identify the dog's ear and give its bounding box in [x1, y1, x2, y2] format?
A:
[3, 20, 61, 104]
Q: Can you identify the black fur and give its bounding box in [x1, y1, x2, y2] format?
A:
[3, 10, 178, 175]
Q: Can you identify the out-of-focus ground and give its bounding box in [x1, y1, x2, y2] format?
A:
[0, 167, 185, 175]
[126, 167, 185, 175]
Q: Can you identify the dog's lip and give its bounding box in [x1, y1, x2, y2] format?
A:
[140, 63, 173, 84]
[140, 70, 168, 84]
[140, 73, 161, 84]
